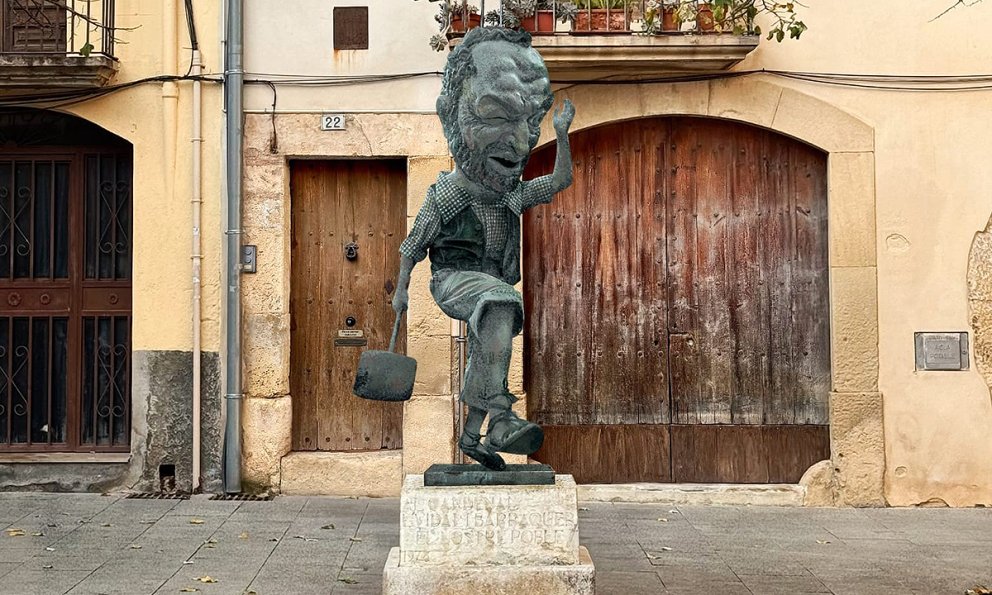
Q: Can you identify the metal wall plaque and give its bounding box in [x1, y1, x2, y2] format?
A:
[334, 337, 367, 347]
[915, 332, 969, 371]
[338, 329, 364, 338]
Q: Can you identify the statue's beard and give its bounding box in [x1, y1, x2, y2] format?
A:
[449, 121, 523, 195]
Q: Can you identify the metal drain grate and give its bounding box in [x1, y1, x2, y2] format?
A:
[125, 492, 190, 500]
[209, 493, 273, 502]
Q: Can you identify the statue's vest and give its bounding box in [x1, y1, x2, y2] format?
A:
[428, 206, 522, 286]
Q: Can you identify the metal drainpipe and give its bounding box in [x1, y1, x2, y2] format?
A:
[184, 0, 203, 493]
[223, 0, 244, 494]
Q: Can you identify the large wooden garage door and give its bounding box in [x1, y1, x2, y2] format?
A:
[289, 160, 405, 452]
[523, 117, 830, 483]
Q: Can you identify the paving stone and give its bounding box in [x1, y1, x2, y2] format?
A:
[595, 570, 667, 595]
[1, 568, 92, 595]
[739, 571, 832, 593]
[2, 494, 992, 595]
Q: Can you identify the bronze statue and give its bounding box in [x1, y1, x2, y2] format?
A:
[392, 27, 575, 471]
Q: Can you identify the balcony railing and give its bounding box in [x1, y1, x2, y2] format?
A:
[445, 1, 749, 37]
[2, 0, 116, 57]
[443, 1, 759, 79]
[0, 0, 118, 88]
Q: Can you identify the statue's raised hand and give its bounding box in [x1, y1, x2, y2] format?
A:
[553, 99, 575, 138]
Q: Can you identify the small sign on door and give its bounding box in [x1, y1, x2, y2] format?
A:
[320, 114, 347, 130]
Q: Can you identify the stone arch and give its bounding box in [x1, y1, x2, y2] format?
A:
[533, 78, 882, 505]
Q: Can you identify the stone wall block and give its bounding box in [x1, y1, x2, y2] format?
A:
[773, 88, 874, 153]
[799, 459, 838, 506]
[243, 312, 291, 397]
[242, 227, 289, 314]
[707, 78, 782, 127]
[407, 156, 452, 213]
[242, 396, 292, 491]
[968, 229, 992, 301]
[402, 394, 455, 475]
[407, 264, 451, 337]
[828, 152, 877, 267]
[508, 333, 524, 395]
[409, 333, 452, 395]
[281, 451, 402, 497]
[249, 114, 446, 158]
[829, 391, 886, 506]
[830, 266, 879, 392]
[243, 163, 287, 230]
[969, 297, 992, 391]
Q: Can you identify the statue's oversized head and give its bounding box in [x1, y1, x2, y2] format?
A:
[437, 28, 554, 195]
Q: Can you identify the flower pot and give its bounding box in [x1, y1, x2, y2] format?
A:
[696, 3, 715, 31]
[520, 10, 556, 34]
[661, 6, 679, 31]
[450, 12, 482, 34]
[574, 8, 627, 32]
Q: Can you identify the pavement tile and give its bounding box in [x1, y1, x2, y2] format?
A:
[811, 568, 915, 595]
[739, 571, 832, 593]
[596, 570, 668, 595]
[659, 571, 751, 595]
[3, 494, 992, 595]
[1, 568, 92, 595]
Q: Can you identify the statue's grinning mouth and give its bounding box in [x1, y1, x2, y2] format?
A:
[490, 156, 520, 169]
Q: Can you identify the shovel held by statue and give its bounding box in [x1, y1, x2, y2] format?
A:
[353, 310, 416, 402]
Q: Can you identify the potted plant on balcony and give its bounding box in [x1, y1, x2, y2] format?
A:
[428, 0, 481, 50]
[487, 1, 579, 34]
[643, 0, 680, 34]
[573, 0, 629, 33]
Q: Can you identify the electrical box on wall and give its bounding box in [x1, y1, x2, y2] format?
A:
[914, 332, 970, 371]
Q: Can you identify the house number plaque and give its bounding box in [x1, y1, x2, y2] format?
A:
[320, 114, 347, 130]
[914, 332, 970, 371]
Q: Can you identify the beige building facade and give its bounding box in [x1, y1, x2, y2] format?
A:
[240, 1, 992, 507]
[0, 0, 226, 492]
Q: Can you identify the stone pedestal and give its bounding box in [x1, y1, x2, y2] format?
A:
[383, 474, 595, 595]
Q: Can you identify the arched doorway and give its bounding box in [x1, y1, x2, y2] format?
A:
[523, 116, 830, 483]
[0, 109, 132, 452]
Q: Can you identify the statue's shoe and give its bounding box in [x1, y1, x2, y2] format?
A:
[458, 432, 506, 471]
[486, 410, 544, 455]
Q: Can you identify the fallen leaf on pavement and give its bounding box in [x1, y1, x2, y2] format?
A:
[238, 532, 249, 540]
[31, 532, 44, 537]
[577, 507, 589, 512]
[140, 520, 156, 525]
[101, 523, 113, 527]
[321, 524, 335, 530]
[183, 560, 194, 565]
[189, 519, 205, 525]
[657, 518, 668, 522]
[5, 529, 25, 537]
[338, 577, 359, 584]
[268, 538, 279, 542]
[815, 540, 830, 545]
[42, 565, 53, 569]
[668, 510, 679, 514]
[195, 576, 218, 584]
[966, 588, 992, 595]
[179, 589, 200, 593]
[348, 537, 362, 542]
[129, 544, 142, 549]
[45, 547, 55, 551]
[293, 535, 319, 542]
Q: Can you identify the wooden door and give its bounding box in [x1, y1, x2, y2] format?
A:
[523, 117, 830, 483]
[290, 160, 405, 452]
